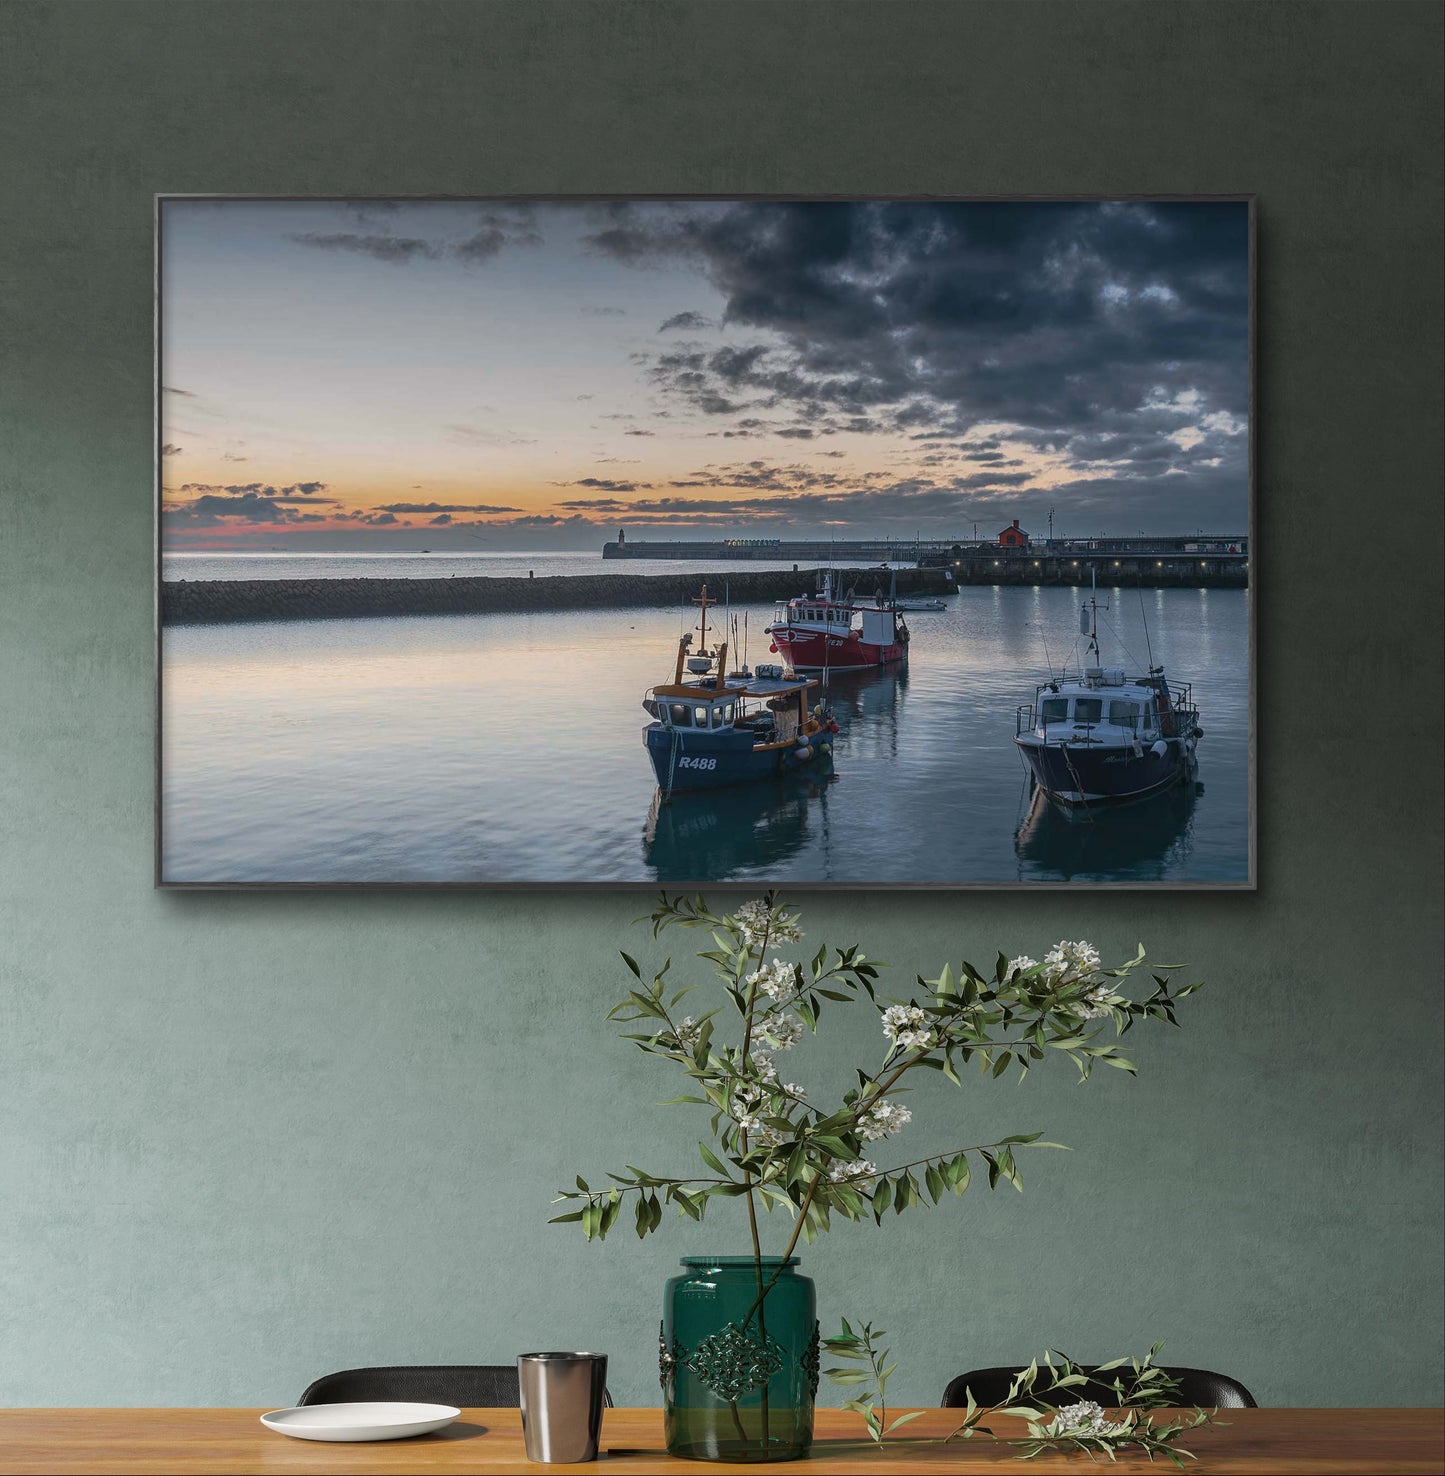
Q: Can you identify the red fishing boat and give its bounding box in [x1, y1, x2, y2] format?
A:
[764, 573, 910, 673]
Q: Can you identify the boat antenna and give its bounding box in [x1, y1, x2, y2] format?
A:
[1085, 567, 1103, 669]
[1040, 623, 1057, 682]
[1136, 579, 1157, 672]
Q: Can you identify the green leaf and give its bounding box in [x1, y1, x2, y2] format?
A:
[887, 1411, 926, 1432]
[871, 1176, 892, 1220]
[697, 1142, 728, 1175]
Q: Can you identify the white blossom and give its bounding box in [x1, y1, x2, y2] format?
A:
[1073, 981, 1115, 1019]
[1007, 954, 1039, 977]
[857, 1098, 912, 1141]
[752, 1051, 778, 1083]
[732, 900, 773, 944]
[749, 1123, 789, 1149]
[1043, 939, 1102, 981]
[759, 1013, 804, 1050]
[881, 1003, 934, 1051]
[780, 1082, 807, 1101]
[730, 1083, 766, 1126]
[674, 1016, 703, 1051]
[747, 958, 799, 1003]
[771, 921, 803, 944]
[1044, 1401, 1116, 1439]
[733, 901, 803, 947]
[827, 1158, 877, 1183]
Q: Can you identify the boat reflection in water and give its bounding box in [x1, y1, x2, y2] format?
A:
[643, 769, 836, 880]
[1014, 767, 1203, 882]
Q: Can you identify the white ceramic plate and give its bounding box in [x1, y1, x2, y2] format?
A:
[260, 1402, 461, 1442]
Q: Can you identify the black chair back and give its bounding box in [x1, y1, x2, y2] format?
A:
[941, 1364, 1257, 1410]
[299, 1364, 614, 1409]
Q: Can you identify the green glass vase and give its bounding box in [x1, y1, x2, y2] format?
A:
[661, 1254, 818, 1463]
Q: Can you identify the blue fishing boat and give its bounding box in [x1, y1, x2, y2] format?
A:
[644, 586, 837, 794]
[1013, 574, 1203, 806]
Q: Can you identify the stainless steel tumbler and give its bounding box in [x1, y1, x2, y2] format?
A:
[517, 1351, 608, 1463]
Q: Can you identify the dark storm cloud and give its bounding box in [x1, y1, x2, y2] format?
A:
[658, 311, 716, 331]
[377, 501, 521, 514]
[584, 199, 1249, 524]
[161, 386, 196, 397]
[288, 204, 542, 265]
[547, 471, 1056, 530]
[161, 443, 182, 457]
[176, 481, 333, 500]
[956, 471, 1034, 488]
[163, 491, 338, 527]
[558, 477, 654, 493]
[289, 232, 441, 263]
[428, 513, 453, 525]
[495, 513, 595, 529]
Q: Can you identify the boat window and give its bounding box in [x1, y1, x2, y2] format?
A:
[1073, 698, 1103, 724]
[719, 704, 735, 724]
[1039, 697, 1069, 723]
[669, 704, 691, 727]
[694, 706, 713, 729]
[1108, 700, 1141, 729]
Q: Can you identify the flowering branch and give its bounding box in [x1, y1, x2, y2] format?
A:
[555, 895, 1201, 1248]
[823, 1337, 1222, 1466]
[944, 1345, 1224, 1467]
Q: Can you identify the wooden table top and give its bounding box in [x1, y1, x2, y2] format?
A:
[0, 1407, 1439, 1475]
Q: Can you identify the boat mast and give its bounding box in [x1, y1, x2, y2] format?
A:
[1084, 567, 1102, 672]
[693, 584, 713, 656]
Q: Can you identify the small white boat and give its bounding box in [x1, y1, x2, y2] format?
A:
[893, 597, 947, 611]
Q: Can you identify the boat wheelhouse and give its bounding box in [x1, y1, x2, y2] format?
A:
[644, 587, 837, 794]
[1013, 578, 1202, 806]
[764, 574, 910, 672]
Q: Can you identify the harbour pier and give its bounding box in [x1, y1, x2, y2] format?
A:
[602, 535, 1249, 588]
[161, 566, 952, 627]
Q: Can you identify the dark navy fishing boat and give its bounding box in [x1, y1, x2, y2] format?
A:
[1014, 576, 1203, 806]
[644, 586, 837, 795]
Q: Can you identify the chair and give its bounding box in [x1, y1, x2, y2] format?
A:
[940, 1364, 1257, 1410]
[299, 1364, 614, 1409]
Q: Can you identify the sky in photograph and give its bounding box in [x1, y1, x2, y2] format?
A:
[160, 198, 1250, 551]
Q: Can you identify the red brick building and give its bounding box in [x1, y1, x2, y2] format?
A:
[997, 518, 1029, 548]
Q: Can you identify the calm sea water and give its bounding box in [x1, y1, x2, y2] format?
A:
[160, 584, 1251, 886]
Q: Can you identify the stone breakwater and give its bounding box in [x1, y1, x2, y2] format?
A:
[161, 567, 954, 626]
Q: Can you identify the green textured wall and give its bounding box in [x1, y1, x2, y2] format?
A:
[1, 0, 1440, 1410]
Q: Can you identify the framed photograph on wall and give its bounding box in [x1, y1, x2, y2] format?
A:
[156, 195, 1254, 888]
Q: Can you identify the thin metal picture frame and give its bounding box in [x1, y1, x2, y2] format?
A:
[154, 193, 1256, 892]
